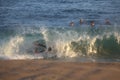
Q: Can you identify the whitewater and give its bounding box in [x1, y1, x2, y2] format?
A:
[0, 25, 120, 62]
[0, 0, 120, 62]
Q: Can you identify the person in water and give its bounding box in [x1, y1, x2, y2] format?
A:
[33, 41, 46, 53]
[90, 21, 95, 27]
[69, 21, 74, 27]
[105, 18, 111, 25]
[48, 47, 52, 52]
[80, 19, 84, 25]
[89, 20, 98, 34]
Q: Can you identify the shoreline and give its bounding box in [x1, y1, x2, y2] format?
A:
[0, 59, 120, 80]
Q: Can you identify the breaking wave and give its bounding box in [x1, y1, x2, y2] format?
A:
[0, 25, 120, 61]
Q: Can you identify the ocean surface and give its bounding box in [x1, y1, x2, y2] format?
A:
[0, 0, 120, 62]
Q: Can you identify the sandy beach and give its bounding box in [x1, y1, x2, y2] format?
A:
[0, 60, 119, 80]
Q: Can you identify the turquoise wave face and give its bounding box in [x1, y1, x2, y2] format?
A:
[0, 25, 120, 60]
[70, 35, 120, 58]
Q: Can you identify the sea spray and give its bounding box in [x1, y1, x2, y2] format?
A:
[3, 36, 24, 56]
[0, 26, 120, 60]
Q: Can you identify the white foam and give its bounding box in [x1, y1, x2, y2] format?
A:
[3, 36, 24, 56]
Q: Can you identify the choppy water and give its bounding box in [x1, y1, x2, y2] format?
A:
[0, 0, 120, 62]
[1, 0, 120, 26]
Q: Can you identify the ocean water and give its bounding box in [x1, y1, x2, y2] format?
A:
[0, 0, 120, 62]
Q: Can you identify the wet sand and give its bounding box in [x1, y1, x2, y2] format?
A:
[0, 60, 120, 80]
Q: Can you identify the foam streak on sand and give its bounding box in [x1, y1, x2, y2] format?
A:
[0, 60, 120, 80]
